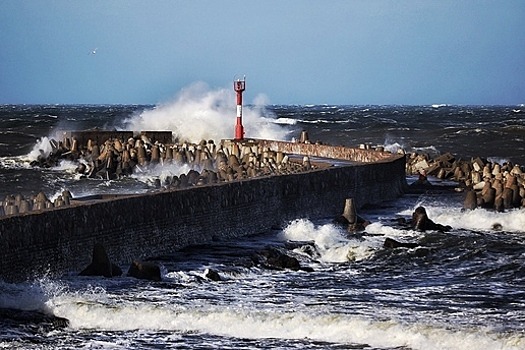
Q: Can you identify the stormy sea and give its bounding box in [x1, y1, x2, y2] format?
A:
[1, 87, 524, 349]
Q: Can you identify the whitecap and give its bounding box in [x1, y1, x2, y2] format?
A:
[47, 295, 525, 350]
[273, 117, 297, 125]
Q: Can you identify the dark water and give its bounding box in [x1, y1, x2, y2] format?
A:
[273, 104, 525, 165]
[0, 103, 524, 350]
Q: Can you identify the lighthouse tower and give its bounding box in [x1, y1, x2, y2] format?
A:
[234, 77, 246, 140]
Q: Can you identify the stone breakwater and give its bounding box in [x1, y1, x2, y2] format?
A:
[31, 131, 324, 181]
[3, 132, 324, 216]
[0, 134, 406, 282]
[2, 130, 392, 217]
[406, 151, 525, 210]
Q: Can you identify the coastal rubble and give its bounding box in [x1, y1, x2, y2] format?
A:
[406, 151, 525, 210]
[4, 131, 524, 218]
[1, 135, 320, 217]
[29, 134, 319, 183]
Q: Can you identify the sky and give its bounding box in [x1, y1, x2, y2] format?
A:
[1, 1, 524, 106]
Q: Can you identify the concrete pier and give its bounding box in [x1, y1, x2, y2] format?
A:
[0, 139, 406, 282]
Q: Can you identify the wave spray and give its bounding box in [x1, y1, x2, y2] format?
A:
[123, 82, 292, 142]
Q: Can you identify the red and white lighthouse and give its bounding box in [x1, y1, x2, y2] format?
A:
[234, 77, 246, 140]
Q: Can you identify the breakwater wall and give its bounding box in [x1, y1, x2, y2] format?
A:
[256, 140, 396, 163]
[0, 144, 406, 282]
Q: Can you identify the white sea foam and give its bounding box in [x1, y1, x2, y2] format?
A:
[383, 140, 406, 154]
[397, 201, 525, 233]
[487, 156, 512, 165]
[26, 136, 55, 161]
[0, 156, 30, 169]
[279, 219, 381, 263]
[3, 272, 523, 350]
[381, 138, 440, 157]
[418, 205, 525, 233]
[11, 128, 90, 169]
[364, 221, 416, 237]
[411, 145, 440, 155]
[273, 117, 297, 125]
[46, 292, 525, 350]
[53, 159, 80, 173]
[130, 162, 192, 185]
[19, 82, 292, 164]
[0, 137, 56, 168]
[123, 81, 291, 142]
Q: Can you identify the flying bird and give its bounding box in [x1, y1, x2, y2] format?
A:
[90, 48, 98, 55]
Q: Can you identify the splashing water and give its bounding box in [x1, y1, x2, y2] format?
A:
[26, 137, 55, 162]
[402, 204, 525, 233]
[123, 82, 292, 142]
[279, 219, 378, 263]
[130, 162, 193, 186]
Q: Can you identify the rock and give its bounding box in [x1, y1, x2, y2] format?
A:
[492, 223, 503, 231]
[0, 307, 69, 331]
[407, 172, 435, 194]
[463, 189, 478, 210]
[263, 247, 301, 270]
[127, 260, 162, 281]
[481, 182, 496, 208]
[410, 171, 432, 188]
[413, 159, 430, 173]
[334, 198, 370, 232]
[204, 268, 222, 281]
[411, 206, 451, 232]
[296, 243, 321, 261]
[252, 247, 303, 271]
[383, 237, 418, 249]
[341, 198, 357, 224]
[413, 247, 431, 257]
[79, 243, 122, 278]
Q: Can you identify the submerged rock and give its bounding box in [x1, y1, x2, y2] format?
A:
[127, 260, 162, 281]
[383, 237, 419, 249]
[204, 268, 222, 281]
[0, 307, 69, 331]
[251, 247, 313, 272]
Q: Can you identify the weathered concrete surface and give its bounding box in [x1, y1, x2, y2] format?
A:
[0, 148, 406, 282]
[256, 140, 397, 163]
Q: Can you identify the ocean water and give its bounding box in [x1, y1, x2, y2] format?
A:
[1, 92, 525, 349]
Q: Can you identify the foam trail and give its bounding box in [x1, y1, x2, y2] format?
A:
[123, 82, 291, 142]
